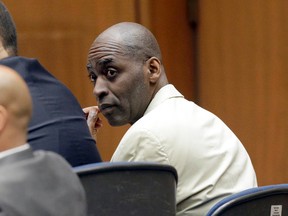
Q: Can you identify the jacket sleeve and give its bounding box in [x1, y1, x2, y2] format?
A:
[111, 127, 170, 164]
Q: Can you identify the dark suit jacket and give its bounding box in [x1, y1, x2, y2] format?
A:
[0, 146, 87, 216]
[0, 56, 101, 166]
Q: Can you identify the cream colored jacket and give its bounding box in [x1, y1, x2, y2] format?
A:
[111, 84, 257, 216]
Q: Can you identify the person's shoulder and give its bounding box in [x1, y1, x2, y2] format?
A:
[34, 150, 71, 167]
[32, 150, 82, 183]
[0, 56, 46, 80]
[0, 56, 36, 66]
[138, 95, 194, 126]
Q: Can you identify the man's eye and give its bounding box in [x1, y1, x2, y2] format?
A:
[106, 68, 118, 79]
[89, 73, 97, 83]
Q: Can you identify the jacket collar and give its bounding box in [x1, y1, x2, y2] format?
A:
[0, 144, 33, 166]
[144, 84, 183, 115]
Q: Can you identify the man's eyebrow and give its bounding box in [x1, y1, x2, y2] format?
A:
[86, 58, 114, 73]
[98, 58, 113, 67]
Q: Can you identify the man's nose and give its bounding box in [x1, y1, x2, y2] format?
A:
[93, 78, 109, 101]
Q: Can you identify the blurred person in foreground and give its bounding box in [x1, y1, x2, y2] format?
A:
[0, 65, 86, 216]
[0, 1, 101, 166]
[84, 22, 257, 215]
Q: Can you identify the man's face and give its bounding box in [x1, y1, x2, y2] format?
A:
[87, 37, 152, 126]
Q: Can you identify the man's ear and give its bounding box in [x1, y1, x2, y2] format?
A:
[0, 106, 8, 133]
[146, 57, 161, 84]
[0, 41, 10, 59]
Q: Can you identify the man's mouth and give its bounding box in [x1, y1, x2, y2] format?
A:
[99, 104, 115, 114]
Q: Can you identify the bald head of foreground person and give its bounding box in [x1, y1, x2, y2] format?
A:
[0, 67, 87, 216]
[0, 65, 32, 151]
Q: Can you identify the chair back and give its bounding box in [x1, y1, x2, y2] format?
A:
[74, 162, 178, 216]
[206, 184, 288, 216]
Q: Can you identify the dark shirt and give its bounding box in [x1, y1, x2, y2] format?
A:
[0, 56, 102, 166]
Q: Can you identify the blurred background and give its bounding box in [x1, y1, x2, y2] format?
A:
[3, 0, 287, 186]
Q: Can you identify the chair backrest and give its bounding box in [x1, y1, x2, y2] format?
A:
[73, 162, 178, 216]
[206, 184, 288, 216]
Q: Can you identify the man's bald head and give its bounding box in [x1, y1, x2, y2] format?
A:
[0, 65, 32, 131]
[92, 22, 162, 62]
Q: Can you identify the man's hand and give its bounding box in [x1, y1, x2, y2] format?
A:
[83, 106, 103, 142]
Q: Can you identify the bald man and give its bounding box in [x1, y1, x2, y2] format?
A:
[85, 22, 257, 215]
[0, 65, 86, 215]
